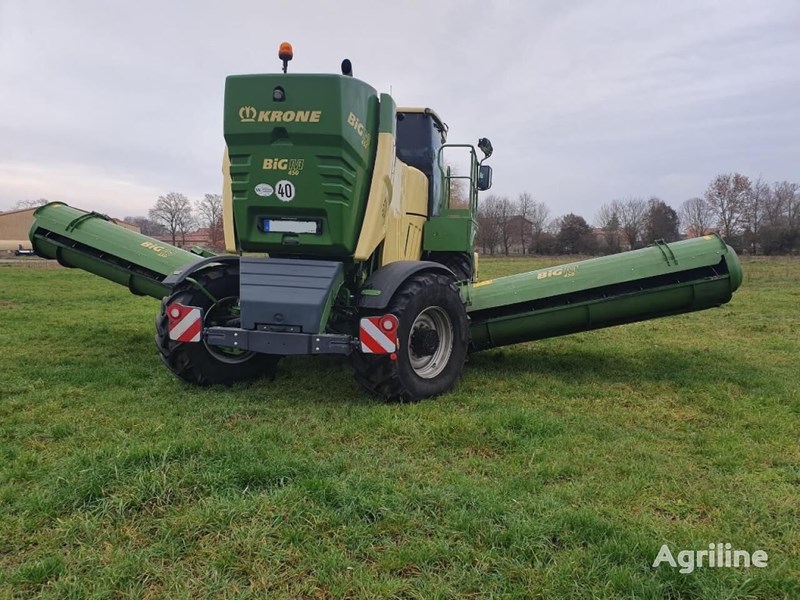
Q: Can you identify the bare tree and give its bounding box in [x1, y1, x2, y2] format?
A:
[476, 195, 502, 255]
[704, 173, 751, 241]
[741, 177, 770, 254]
[784, 182, 800, 254]
[496, 196, 514, 255]
[149, 192, 193, 246]
[595, 201, 622, 253]
[528, 200, 550, 254]
[516, 192, 533, 254]
[679, 197, 714, 238]
[618, 197, 647, 249]
[13, 198, 48, 210]
[740, 181, 798, 254]
[196, 193, 224, 248]
[764, 182, 790, 228]
[778, 182, 800, 230]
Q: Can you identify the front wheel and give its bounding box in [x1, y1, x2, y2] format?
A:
[352, 272, 469, 401]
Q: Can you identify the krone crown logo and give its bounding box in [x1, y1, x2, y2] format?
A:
[239, 106, 257, 122]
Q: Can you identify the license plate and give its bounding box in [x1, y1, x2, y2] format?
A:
[262, 219, 320, 234]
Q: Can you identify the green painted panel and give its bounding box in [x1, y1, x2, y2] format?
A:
[29, 202, 205, 299]
[378, 93, 396, 135]
[465, 235, 743, 351]
[224, 74, 380, 257]
[423, 214, 474, 252]
[465, 235, 741, 312]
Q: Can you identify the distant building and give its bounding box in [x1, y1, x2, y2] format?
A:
[0, 207, 38, 254]
[590, 227, 630, 253]
[684, 226, 719, 239]
[154, 227, 225, 251]
[0, 206, 139, 256]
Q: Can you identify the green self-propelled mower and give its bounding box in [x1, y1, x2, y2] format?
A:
[29, 43, 743, 401]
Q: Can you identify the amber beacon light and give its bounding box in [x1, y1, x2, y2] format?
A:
[279, 42, 294, 73]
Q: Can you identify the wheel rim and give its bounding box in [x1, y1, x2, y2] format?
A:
[201, 296, 256, 364]
[408, 306, 453, 379]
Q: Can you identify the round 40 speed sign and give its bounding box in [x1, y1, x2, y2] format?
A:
[275, 180, 296, 202]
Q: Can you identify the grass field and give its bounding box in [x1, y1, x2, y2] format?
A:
[1, 256, 798, 598]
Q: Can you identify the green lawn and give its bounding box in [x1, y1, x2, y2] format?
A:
[0, 257, 798, 598]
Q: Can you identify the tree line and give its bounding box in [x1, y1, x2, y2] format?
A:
[476, 173, 799, 256]
[123, 193, 224, 250]
[11, 171, 798, 256]
[10, 193, 225, 251]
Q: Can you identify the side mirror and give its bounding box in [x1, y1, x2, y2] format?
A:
[477, 165, 493, 191]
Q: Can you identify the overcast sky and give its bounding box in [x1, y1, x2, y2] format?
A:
[1, 0, 798, 222]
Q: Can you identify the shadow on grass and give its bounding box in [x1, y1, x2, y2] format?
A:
[467, 344, 765, 390]
[223, 354, 381, 407]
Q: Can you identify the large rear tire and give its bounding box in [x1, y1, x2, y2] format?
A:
[352, 272, 469, 401]
[155, 265, 278, 386]
[425, 251, 473, 283]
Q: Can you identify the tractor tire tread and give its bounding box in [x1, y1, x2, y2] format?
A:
[154, 265, 277, 386]
[427, 251, 472, 283]
[351, 271, 468, 402]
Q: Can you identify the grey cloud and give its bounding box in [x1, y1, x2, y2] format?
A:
[1, 0, 797, 219]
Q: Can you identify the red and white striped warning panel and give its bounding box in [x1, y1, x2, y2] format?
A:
[359, 315, 399, 354]
[167, 303, 203, 343]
